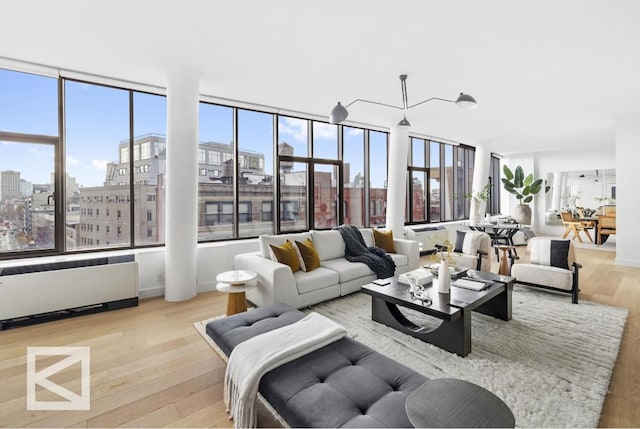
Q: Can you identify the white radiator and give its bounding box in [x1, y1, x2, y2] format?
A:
[0, 256, 138, 323]
[407, 227, 450, 253]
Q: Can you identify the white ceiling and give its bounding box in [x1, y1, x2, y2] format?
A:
[2, 0, 640, 154]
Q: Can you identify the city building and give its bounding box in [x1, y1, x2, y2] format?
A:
[0, 170, 20, 202]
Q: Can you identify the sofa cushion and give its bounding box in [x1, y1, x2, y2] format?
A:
[373, 229, 396, 253]
[311, 230, 345, 261]
[359, 228, 375, 247]
[269, 240, 300, 273]
[321, 258, 374, 283]
[511, 263, 573, 290]
[259, 232, 311, 260]
[388, 253, 408, 268]
[294, 267, 340, 294]
[261, 336, 427, 428]
[295, 238, 321, 272]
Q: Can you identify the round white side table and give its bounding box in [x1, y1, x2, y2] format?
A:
[216, 270, 257, 316]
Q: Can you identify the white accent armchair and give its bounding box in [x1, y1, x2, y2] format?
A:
[509, 237, 581, 304]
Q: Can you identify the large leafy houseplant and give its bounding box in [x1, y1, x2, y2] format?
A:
[501, 165, 550, 204]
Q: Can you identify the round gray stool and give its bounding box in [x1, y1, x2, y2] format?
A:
[405, 378, 515, 428]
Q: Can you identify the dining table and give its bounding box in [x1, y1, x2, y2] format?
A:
[467, 222, 530, 260]
[579, 215, 609, 244]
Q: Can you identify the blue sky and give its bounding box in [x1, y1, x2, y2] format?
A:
[1, 67, 388, 188]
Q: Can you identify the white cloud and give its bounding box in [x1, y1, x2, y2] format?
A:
[313, 123, 337, 141]
[346, 127, 364, 137]
[279, 117, 307, 143]
[91, 160, 107, 171]
[66, 155, 81, 167]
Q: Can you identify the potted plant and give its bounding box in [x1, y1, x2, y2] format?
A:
[502, 165, 550, 225]
[455, 183, 491, 224]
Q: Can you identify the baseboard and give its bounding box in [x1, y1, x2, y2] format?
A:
[614, 257, 640, 268]
[139, 286, 165, 299]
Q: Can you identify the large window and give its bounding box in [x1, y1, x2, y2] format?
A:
[238, 109, 274, 237]
[0, 68, 167, 258]
[369, 131, 388, 226]
[407, 138, 475, 224]
[343, 127, 365, 227]
[488, 153, 502, 215]
[198, 103, 234, 240]
[133, 92, 167, 245]
[0, 69, 59, 256]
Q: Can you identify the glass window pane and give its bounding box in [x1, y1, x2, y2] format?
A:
[66, 80, 130, 250]
[238, 109, 274, 237]
[312, 122, 338, 159]
[411, 171, 427, 222]
[278, 116, 307, 158]
[369, 131, 388, 227]
[314, 164, 338, 229]
[455, 147, 466, 219]
[0, 142, 55, 253]
[429, 141, 441, 221]
[343, 127, 365, 227]
[199, 103, 234, 241]
[411, 138, 425, 167]
[0, 68, 58, 136]
[133, 92, 166, 246]
[280, 161, 307, 232]
[443, 144, 454, 220]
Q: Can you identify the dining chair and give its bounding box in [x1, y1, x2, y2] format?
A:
[576, 208, 596, 231]
[560, 211, 592, 243]
[603, 205, 617, 216]
[597, 215, 616, 245]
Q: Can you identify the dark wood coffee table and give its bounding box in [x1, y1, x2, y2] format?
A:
[361, 270, 514, 357]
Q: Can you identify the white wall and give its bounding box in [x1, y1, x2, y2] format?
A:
[137, 240, 260, 299]
[615, 113, 640, 267]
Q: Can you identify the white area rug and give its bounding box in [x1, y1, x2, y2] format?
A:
[303, 288, 628, 428]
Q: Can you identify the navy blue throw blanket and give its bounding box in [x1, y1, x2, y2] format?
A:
[335, 225, 396, 279]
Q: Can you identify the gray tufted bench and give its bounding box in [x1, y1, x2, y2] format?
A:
[206, 303, 515, 428]
[206, 303, 427, 427]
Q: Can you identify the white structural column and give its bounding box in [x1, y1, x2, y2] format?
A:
[551, 171, 564, 211]
[471, 144, 490, 216]
[615, 113, 640, 267]
[385, 125, 410, 237]
[165, 72, 199, 301]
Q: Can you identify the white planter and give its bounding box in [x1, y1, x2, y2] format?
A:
[469, 200, 484, 224]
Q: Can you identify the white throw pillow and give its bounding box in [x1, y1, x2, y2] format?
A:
[259, 232, 311, 260]
[310, 230, 345, 261]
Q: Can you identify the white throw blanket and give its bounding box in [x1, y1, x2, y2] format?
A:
[223, 312, 347, 428]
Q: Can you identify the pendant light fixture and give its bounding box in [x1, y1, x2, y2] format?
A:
[329, 74, 477, 126]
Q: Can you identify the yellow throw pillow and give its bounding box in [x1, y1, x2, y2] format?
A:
[373, 229, 396, 253]
[295, 238, 321, 272]
[269, 240, 300, 272]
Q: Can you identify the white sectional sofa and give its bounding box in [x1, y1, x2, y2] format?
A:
[234, 229, 419, 309]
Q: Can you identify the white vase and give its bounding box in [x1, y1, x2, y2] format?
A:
[438, 260, 451, 294]
[469, 200, 483, 224]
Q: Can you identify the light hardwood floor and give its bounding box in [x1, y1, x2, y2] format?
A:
[0, 247, 638, 428]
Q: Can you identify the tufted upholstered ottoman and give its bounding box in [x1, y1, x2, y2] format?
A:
[206, 303, 428, 427]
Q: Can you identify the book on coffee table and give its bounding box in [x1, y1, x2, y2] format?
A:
[398, 268, 434, 286]
[424, 264, 468, 279]
[452, 277, 493, 291]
